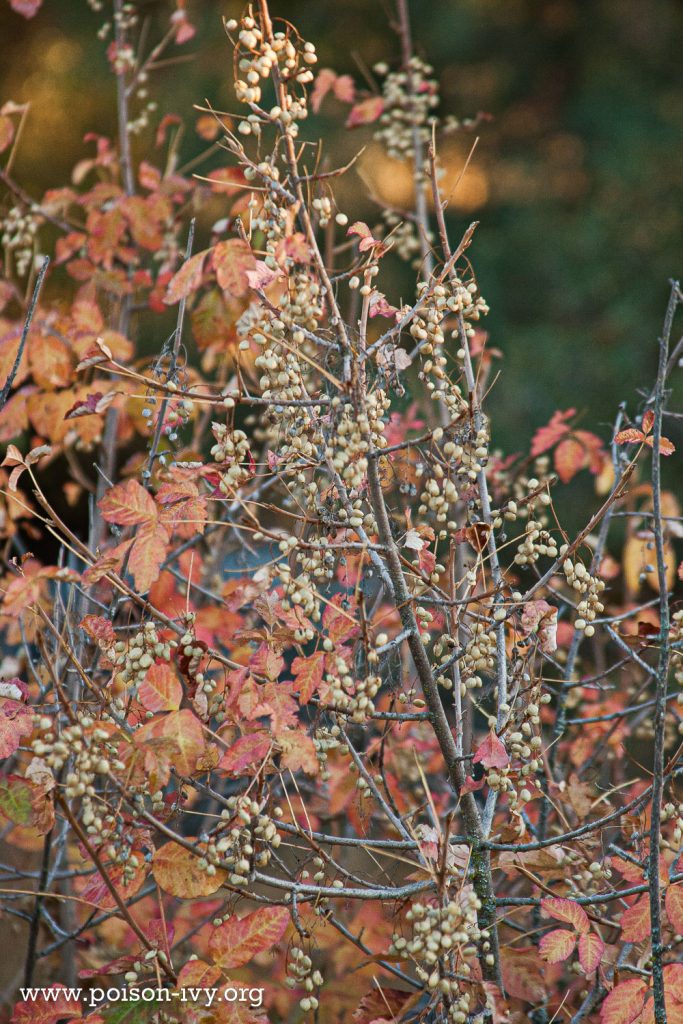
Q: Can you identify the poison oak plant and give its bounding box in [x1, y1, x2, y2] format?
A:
[0, 2, 682, 1023]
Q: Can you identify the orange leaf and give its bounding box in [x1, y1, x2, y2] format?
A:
[539, 927, 576, 963]
[642, 410, 655, 434]
[615, 428, 645, 445]
[208, 906, 290, 970]
[541, 896, 590, 934]
[291, 651, 325, 703]
[145, 709, 206, 777]
[138, 662, 182, 713]
[578, 932, 604, 974]
[212, 239, 257, 298]
[127, 522, 169, 592]
[218, 732, 271, 775]
[620, 896, 651, 942]
[153, 839, 227, 898]
[164, 249, 210, 304]
[10, 985, 82, 1024]
[599, 979, 647, 1024]
[99, 478, 156, 527]
[554, 436, 586, 483]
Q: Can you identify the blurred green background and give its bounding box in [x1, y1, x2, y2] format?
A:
[2, 0, 683, 456]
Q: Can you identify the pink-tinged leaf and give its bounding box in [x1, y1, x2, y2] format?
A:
[79, 614, 116, 648]
[127, 522, 169, 592]
[644, 434, 676, 456]
[245, 260, 281, 291]
[541, 897, 590, 934]
[642, 410, 655, 434]
[666, 884, 683, 934]
[218, 732, 271, 775]
[664, 963, 683, 1003]
[539, 927, 576, 964]
[163, 249, 210, 304]
[64, 390, 116, 419]
[212, 238, 257, 297]
[9, 0, 42, 17]
[531, 408, 575, 456]
[614, 428, 645, 446]
[10, 986, 81, 1024]
[98, 478, 156, 527]
[554, 436, 586, 483]
[620, 895, 651, 942]
[345, 96, 384, 127]
[472, 729, 509, 770]
[0, 698, 33, 759]
[578, 932, 604, 973]
[279, 730, 318, 775]
[291, 651, 325, 703]
[348, 221, 379, 252]
[138, 662, 183, 713]
[599, 979, 647, 1024]
[322, 593, 360, 645]
[209, 906, 290, 970]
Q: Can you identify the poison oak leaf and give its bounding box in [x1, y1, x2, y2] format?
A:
[10, 986, 83, 1024]
[554, 436, 586, 483]
[0, 698, 33, 758]
[541, 897, 590, 934]
[531, 408, 575, 456]
[153, 840, 228, 898]
[212, 238, 257, 297]
[539, 927, 576, 963]
[472, 729, 509, 769]
[209, 906, 289, 970]
[291, 650, 325, 703]
[577, 932, 604, 974]
[599, 978, 647, 1024]
[138, 662, 183, 712]
[218, 732, 271, 775]
[164, 248, 210, 303]
[620, 895, 651, 942]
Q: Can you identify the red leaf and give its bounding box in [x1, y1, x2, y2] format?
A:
[346, 96, 384, 127]
[599, 979, 647, 1024]
[10, 986, 81, 1024]
[99, 478, 156, 527]
[620, 895, 651, 942]
[614, 428, 645, 446]
[0, 698, 33, 759]
[208, 906, 289, 970]
[531, 408, 575, 456]
[212, 239, 257, 297]
[541, 896, 590, 934]
[322, 593, 360, 646]
[642, 410, 655, 434]
[353, 987, 414, 1024]
[539, 927, 576, 963]
[218, 733, 271, 775]
[291, 651, 325, 703]
[555, 436, 586, 483]
[472, 729, 509, 770]
[578, 932, 604, 974]
[644, 434, 676, 456]
[138, 662, 183, 713]
[164, 249, 210, 304]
